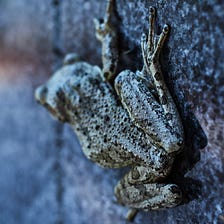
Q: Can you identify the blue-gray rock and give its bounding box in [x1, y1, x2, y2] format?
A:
[0, 0, 223, 224]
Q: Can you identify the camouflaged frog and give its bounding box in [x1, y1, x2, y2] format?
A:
[35, 0, 184, 220]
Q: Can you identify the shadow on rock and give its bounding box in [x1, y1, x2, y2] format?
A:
[168, 94, 208, 204]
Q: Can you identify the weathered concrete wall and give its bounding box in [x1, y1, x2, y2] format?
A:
[0, 0, 223, 224]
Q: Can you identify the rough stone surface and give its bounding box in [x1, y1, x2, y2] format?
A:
[0, 0, 223, 224]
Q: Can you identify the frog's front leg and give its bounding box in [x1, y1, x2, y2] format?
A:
[114, 166, 182, 220]
[93, 0, 118, 82]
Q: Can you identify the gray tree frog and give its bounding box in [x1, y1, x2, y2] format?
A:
[35, 0, 184, 220]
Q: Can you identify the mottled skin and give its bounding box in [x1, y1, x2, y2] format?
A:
[35, 0, 184, 221]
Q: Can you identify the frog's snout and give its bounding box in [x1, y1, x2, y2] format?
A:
[35, 85, 68, 122]
[35, 85, 48, 105]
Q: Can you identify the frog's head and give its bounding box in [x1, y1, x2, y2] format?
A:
[35, 66, 74, 123]
[35, 57, 102, 123]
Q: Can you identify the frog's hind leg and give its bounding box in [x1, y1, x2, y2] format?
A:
[114, 166, 182, 220]
[140, 7, 184, 154]
[93, 0, 118, 82]
[149, 25, 184, 152]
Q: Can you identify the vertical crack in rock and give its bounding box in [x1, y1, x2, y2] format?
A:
[52, 0, 64, 70]
[51, 1, 64, 224]
[54, 124, 64, 224]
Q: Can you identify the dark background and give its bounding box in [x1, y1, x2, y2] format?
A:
[0, 1, 223, 223]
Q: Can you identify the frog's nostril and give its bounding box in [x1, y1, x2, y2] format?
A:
[35, 85, 48, 105]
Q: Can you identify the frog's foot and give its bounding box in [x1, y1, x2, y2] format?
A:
[115, 182, 182, 214]
[114, 166, 182, 220]
[141, 7, 170, 69]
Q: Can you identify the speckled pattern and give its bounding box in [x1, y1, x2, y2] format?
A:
[35, 62, 172, 170]
[0, 0, 223, 223]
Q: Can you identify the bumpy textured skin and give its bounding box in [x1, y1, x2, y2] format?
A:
[35, 0, 184, 217]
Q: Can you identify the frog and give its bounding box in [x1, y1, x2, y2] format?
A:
[35, 0, 184, 221]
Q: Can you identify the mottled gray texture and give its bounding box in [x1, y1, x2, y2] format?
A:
[0, 0, 223, 224]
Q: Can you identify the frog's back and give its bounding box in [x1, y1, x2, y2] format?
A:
[67, 64, 170, 171]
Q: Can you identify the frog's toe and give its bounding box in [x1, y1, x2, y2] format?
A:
[63, 53, 80, 65]
[164, 184, 182, 207]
